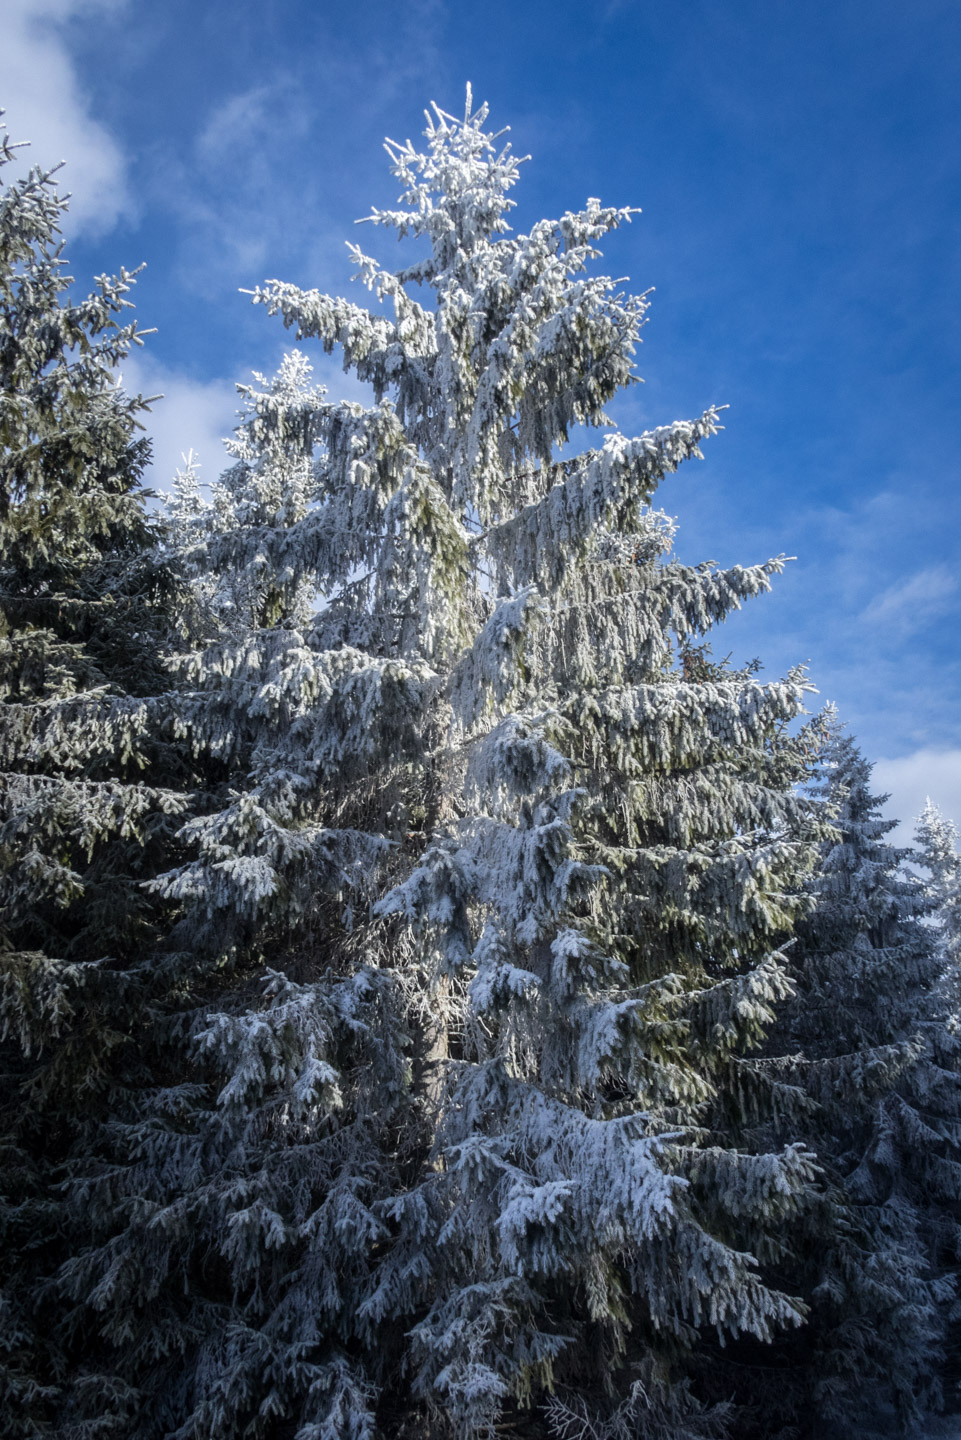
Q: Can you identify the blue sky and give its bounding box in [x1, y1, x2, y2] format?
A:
[4, 0, 961, 833]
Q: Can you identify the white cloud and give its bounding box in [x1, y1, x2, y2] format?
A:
[196, 84, 308, 165]
[860, 563, 958, 633]
[147, 77, 321, 284]
[873, 748, 961, 844]
[120, 352, 238, 496]
[0, 0, 130, 237]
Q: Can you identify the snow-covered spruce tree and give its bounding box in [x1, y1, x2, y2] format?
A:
[737, 733, 961, 1437]
[0, 127, 192, 1432]
[66, 94, 827, 1439]
[917, 799, 961, 987]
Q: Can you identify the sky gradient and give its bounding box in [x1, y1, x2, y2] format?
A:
[4, 0, 961, 834]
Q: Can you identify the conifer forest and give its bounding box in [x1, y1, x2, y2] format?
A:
[3, 93, 961, 1440]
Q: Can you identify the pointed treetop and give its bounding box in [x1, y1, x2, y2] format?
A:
[365, 87, 527, 259]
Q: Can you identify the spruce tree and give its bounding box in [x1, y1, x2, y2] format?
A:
[60, 93, 827, 1439]
[917, 799, 961, 984]
[748, 733, 961, 1437]
[0, 125, 192, 1432]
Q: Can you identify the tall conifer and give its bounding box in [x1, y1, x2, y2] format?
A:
[747, 734, 961, 1437]
[58, 94, 829, 1440]
[0, 126, 191, 1433]
[45, 95, 827, 1438]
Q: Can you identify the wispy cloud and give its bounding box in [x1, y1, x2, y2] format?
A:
[132, 5, 454, 297]
[0, 0, 131, 237]
[657, 465, 961, 761]
[861, 563, 958, 633]
[144, 75, 335, 288]
[195, 84, 310, 166]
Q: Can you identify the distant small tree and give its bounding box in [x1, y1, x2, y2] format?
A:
[0, 123, 191, 1433]
[917, 799, 961, 983]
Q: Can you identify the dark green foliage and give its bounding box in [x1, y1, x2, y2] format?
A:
[0, 125, 192, 1434]
[720, 732, 961, 1438]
